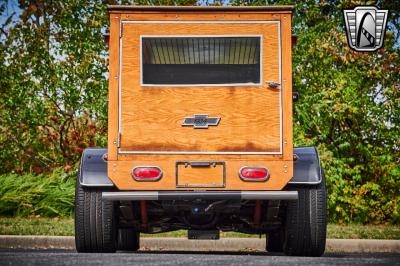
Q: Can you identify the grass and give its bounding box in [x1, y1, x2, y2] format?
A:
[0, 217, 74, 236]
[327, 224, 400, 240]
[1, 216, 399, 239]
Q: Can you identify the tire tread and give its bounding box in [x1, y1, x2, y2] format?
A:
[283, 175, 327, 256]
[74, 172, 116, 253]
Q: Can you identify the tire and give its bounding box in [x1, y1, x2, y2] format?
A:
[266, 229, 284, 252]
[283, 174, 327, 256]
[118, 228, 140, 251]
[75, 174, 117, 253]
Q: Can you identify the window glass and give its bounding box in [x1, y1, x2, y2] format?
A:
[141, 36, 261, 85]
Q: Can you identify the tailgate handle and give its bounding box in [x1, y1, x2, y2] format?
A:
[266, 81, 281, 88]
[188, 161, 212, 167]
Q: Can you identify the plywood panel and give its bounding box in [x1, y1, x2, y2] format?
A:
[108, 159, 293, 190]
[280, 14, 294, 161]
[107, 14, 121, 161]
[118, 12, 287, 22]
[106, 10, 295, 190]
[119, 23, 281, 153]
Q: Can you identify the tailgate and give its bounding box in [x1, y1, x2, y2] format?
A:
[119, 21, 281, 154]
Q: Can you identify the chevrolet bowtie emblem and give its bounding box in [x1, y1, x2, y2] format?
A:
[182, 114, 221, 129]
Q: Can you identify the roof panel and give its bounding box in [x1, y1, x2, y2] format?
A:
[107, 5, 294, 12]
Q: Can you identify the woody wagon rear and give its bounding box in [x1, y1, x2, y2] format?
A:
[74, 5, 327, 256]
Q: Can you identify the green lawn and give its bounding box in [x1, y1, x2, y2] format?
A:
[0, 216, 399, 239]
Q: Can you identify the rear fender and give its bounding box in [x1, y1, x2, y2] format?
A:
[288, 147, 323, 185]
[78, 148, 114, 187]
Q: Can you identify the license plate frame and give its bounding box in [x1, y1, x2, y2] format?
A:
[176, 161, 226, 188]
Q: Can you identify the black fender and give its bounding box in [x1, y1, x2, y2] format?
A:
[288, 146, 323, 185]
[78, 148, 114, 187]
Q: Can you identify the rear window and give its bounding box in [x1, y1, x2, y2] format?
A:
[141, 36, 262, 86]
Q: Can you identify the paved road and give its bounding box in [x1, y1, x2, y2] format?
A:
[1, 250, 399, 266]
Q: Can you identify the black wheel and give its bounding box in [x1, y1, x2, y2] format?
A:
[283, 174, 327, 256]
[75, 173, 117, 253]
[118, 228, 140, 251]
[266, 229, 284, 252]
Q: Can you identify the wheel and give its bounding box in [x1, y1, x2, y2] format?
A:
[75, 173, 117, 253]
[118, 228, 140, 251]
[283, 174, 327, 256]
[266, 229, 284, 252]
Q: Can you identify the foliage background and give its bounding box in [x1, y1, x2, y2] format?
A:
[0, 0, 399, 224]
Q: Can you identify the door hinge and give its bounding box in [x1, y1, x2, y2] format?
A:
[120, 24, 123, 38]
[117, 133, 121, 148]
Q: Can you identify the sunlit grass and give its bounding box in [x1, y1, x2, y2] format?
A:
[1, 216, 399, 239]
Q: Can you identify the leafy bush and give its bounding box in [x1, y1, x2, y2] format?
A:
[0, 168, 75, 217]
[0, 1, 399, 224]
[0, 1, 110, 174]
[288, 2, 400, 224]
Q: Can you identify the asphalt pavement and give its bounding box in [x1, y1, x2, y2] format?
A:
[1, 249, 399, 266]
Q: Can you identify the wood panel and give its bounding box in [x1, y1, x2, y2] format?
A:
[108, 159, 293, 190]
[108, 5, 293, 13]
[106, 10, 294, 190]
[280, 14, 294, 161]
[118, 12, 289, 22]
[107, 13, 120, 161]
[120, 23, 281, 153]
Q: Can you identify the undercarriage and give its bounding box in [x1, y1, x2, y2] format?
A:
[118, 199, 284, 235]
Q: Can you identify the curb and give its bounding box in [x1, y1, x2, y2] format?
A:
[0, 236, 399, 253]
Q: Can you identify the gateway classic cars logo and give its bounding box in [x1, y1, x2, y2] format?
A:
[343, 6, 388, 52]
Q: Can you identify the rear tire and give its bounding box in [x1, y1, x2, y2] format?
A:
[118, 228, 140, 251]
[266, 230, 284, 252]
[75, 175, 117, 253]
[283, 175, 327, 256]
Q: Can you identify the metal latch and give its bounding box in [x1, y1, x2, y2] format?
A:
[117, 132, 121, 148]
[266, 81, 281, 88]
[185, 161, 217, 167]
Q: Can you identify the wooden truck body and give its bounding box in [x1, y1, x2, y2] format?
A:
[75, 6, 327, 256]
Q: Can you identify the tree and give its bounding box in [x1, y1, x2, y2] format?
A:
[0, 0, 196, 174]
[1, 0, 399, 223]
[233, 0, 399, 223]
[0, 0, 114, 173]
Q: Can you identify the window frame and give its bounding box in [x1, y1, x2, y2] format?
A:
[139, 35, 263, 87]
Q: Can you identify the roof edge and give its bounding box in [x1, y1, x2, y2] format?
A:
[107, 5, 294, 12]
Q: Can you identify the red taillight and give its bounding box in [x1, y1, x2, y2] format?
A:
[239, 167, 269, 181]
[132, 166, 162, 181]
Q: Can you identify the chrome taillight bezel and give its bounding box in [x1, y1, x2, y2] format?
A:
[239, 166, 270, 182]
[132, 166, 163, 181]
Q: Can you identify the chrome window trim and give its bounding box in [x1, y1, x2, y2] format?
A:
[118, 20, 282, 155]
[139, 34, 263, 87]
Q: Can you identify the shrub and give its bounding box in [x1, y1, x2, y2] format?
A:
[0, 168, 75, 217]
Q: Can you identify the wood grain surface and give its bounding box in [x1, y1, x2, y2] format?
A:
[107, 14, 121, 161]
[120, 23, 281, 153]
[107, 10, 294, 190]
[119, 12, 288, 21]
[108, 159, 293, 190]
